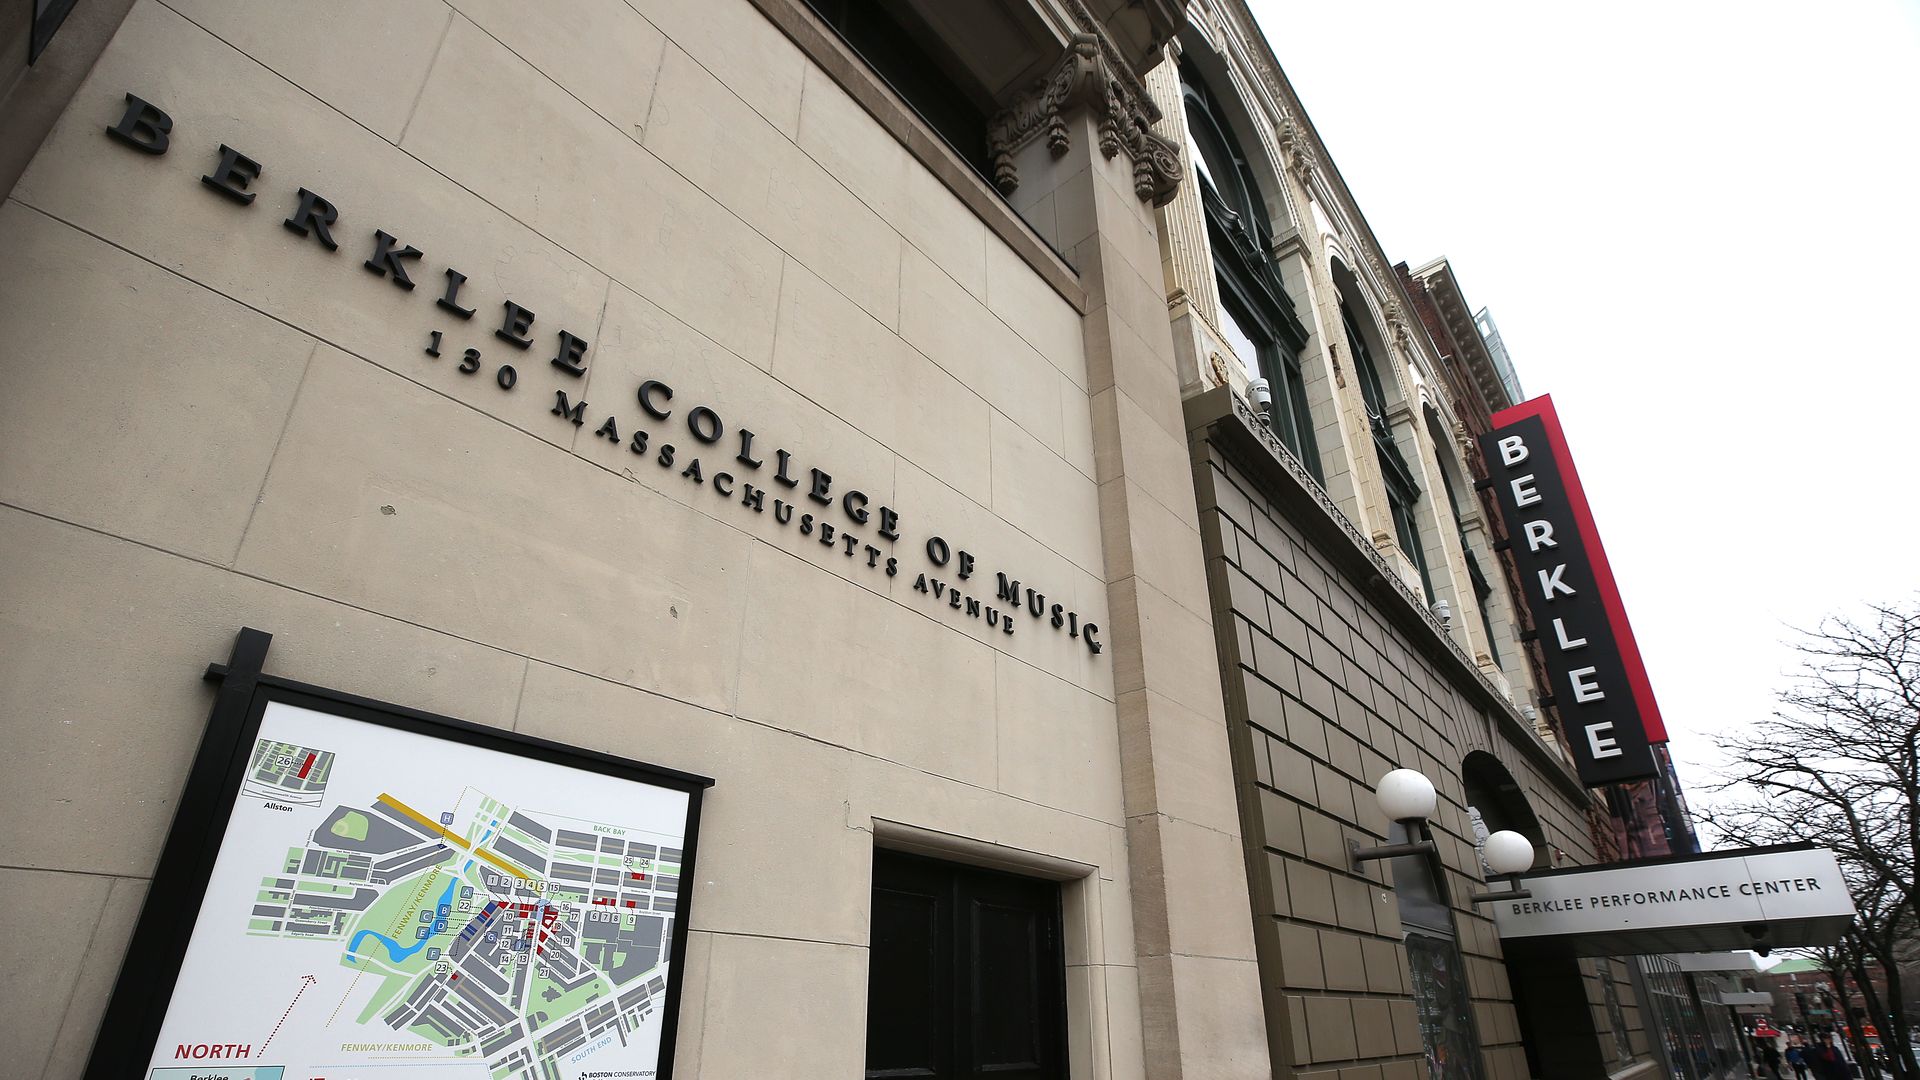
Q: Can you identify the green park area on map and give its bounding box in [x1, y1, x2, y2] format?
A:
[241, 782, 683, 1078]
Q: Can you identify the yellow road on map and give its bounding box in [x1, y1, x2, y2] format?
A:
[375, 793, 533, 879]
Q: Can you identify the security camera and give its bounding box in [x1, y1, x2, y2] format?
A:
[1249, 378, 1273, 425]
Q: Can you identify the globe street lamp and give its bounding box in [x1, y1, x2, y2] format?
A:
[1469, 829, 1536, 902]
[1349, 769, 1441, 869]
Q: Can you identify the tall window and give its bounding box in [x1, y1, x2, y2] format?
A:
[1343, 302, 1432, 598]
[1182, 63, 1320, 481]
[1435, 456, 1499, 665]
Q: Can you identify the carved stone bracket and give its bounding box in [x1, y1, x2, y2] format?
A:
[987, 33, 1183, 207]
[1277, 114, 1319, 188]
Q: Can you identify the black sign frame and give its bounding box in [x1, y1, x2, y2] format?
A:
[83, 626, 714, 1080]
[1480, 397, 1662, 786]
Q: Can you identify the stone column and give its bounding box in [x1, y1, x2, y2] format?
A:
[1387, 397, 1475, 631]
[990, 39, 1274, 1080]
[1268, 123, 1390, 551]
[1143, 49, 1223, 397]
[1458, 513, 1519, 698]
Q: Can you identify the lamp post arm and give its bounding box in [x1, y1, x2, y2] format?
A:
[1348, 838, 1438, 868]
[1468, 872, 1533, 903]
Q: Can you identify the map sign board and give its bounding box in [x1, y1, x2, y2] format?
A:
[87, 629, 712, 1080]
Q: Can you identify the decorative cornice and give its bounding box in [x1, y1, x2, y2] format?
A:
[987, 31, 1183, 207]
[1064, 0, 1159, 118]
[1370, 253, 1411, 346]
[1388, 314, 1415, 358]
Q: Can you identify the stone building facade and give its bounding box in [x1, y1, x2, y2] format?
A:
[2, 1, 1666, 1079]
[1151, 1, 1662, 1077]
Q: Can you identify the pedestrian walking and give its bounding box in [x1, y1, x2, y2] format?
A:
[1809, 1035, 1852, 1080]
[1761, 1039, 1784, 1079]
[1786, 1040, 1811, 1080]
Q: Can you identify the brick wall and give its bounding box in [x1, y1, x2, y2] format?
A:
[1188, 415, 1629, 1080]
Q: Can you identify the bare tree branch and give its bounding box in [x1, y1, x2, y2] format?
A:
[1701, 598, 1920, 1077]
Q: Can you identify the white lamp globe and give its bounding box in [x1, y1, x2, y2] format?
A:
[1374, 769, 1437, 823]
[1484, 831, 1536, 877]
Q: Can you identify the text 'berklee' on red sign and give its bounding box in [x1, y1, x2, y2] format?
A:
[1479, 395, 1665, 786]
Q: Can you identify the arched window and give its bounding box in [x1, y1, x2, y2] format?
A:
[1429, 419, 1500, 666]
[1342, 300, 1431, 598]
[1181, 67, 1270, 250]
[1181, 62, 1320, 481]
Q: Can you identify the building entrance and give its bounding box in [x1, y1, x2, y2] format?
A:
[865, 850, 1068, 1079]
[1465, 752, 1616, 1079]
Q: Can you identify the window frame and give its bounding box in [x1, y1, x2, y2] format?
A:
[1182, 61, 1321, 481]
[1215, 261, 1319, 477]
[1180, 66, 1272, 248]
[1342, 301, 1433, 597]
[1435, 451, 1501, 665]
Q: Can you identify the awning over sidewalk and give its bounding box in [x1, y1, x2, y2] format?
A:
[1672, 952, 1763, 973]
[1492, 844, 1855, 957]
[1719, 991, 1777, 1014]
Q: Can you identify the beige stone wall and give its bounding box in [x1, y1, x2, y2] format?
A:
[0, 1, 1157, 1076]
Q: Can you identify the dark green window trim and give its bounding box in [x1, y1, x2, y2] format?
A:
[1436, 455, 1500, 665]
[1182, 62, 1320, 480]
[1343, 302, 1432, 599]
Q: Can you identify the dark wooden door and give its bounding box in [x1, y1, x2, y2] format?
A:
[866, 850, 1067, 1079]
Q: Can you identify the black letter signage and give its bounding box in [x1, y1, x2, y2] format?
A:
[106, 93, 172, 154]
[200, 144, 261, 204]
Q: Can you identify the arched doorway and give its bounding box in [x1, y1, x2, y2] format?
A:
[1465, 752, 1610, 1079]
[1463, 750, 1546, 863]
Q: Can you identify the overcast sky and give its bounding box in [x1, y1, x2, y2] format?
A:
[1245, 0, 1920, 812]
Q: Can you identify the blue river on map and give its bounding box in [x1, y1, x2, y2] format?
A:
[345, 823, 496, 965]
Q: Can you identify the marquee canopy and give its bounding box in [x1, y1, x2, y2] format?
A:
[1492, 844, 1855, 957]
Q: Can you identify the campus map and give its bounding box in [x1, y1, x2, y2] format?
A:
[145, 702, 692, 1080]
